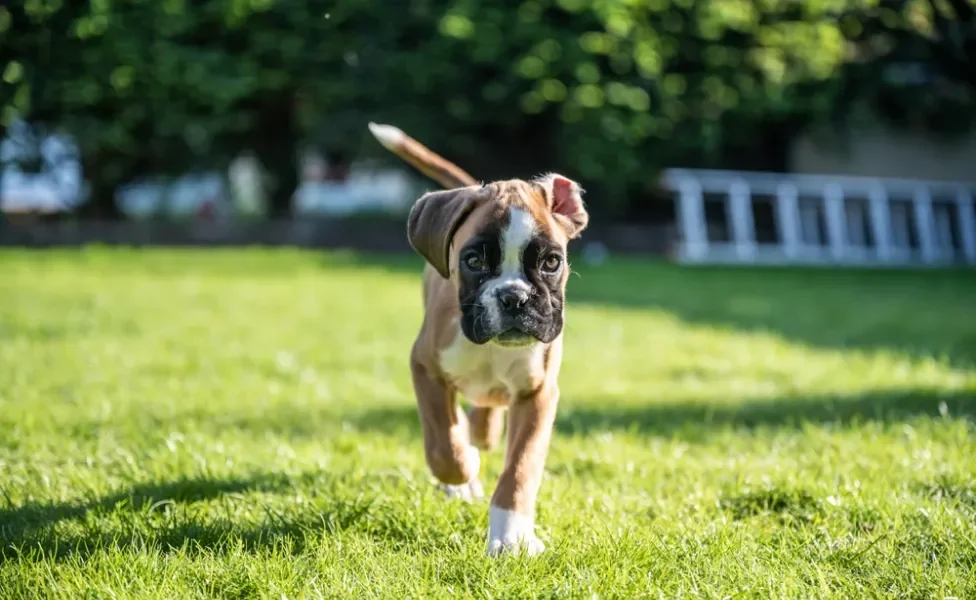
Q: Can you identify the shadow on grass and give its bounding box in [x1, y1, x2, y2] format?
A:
[567, 261, 976, 368]
[0, 473, 296, 561]
[3, 389, 972, 565]
[553, 387, 975, 438]
[323, 252, 976, 369]
[0, 471, 475, 564]
[151, 386, 975, 444]
[337, 387, 976, 441]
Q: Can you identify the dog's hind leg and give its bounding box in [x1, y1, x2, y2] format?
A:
[469, 406, 506, 451]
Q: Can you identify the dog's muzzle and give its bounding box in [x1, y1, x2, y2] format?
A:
[464, 282, 540, 347]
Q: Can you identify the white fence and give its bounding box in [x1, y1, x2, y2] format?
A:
[663, 168, 976, 268]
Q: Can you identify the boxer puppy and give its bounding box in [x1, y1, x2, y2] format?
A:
[368, 122, 588, 556]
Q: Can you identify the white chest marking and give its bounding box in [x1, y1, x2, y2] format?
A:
[440, 330, 545, 404]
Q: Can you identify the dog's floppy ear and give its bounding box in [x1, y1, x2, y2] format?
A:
[407, 186, 482, 279]
[536, 173, 589, 238]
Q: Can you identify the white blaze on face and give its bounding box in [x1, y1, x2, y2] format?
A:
[480, 207, 535, 333]
[501, 208, 535, 275]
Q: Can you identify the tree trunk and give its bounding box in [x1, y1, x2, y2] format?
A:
[76, 153, 124, 220]
[323, 150, 351, 183]
[254, 91, 300, 219]
[0, 123, 5, 228]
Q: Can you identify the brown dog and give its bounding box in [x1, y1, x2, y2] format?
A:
[368, 122, 588, 556]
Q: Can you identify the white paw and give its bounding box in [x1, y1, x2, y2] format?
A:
[436, 446, 483, 501]
[438, 478, 484, 502]
[486, 505, 546, 557]
[487, 533, 546, 557]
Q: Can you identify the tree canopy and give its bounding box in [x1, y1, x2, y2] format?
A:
[3, 0, 974, 219]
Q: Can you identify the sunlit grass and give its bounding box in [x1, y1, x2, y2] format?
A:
[1, 248, 974, 599]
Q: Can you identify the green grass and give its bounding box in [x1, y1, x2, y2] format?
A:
[1, 247, 974, 599]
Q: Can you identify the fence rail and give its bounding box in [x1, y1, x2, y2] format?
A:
[663, 168, 976, 267]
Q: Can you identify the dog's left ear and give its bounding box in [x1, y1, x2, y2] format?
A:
[537, 173, 589, 238]
[407, 186, 483, 279]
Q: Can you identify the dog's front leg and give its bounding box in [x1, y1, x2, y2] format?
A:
[487, 384, 559, 556]
[410, 351, 483, 500]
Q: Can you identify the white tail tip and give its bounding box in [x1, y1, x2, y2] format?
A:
[368, 122, 404, 149]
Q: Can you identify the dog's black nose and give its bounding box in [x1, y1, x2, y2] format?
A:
[497, 288, 529, 312]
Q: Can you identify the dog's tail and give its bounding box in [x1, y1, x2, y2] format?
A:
[367, 122, 478, 190]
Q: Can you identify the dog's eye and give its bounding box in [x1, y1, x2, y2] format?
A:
[541, 254, 562, 273]
[464, 253, 485, 271]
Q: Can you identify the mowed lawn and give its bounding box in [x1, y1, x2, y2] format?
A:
[1, 248, 974, 599]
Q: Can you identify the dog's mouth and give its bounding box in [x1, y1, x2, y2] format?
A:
[492, 328, 537, 347]
[461, 305, 560, 346]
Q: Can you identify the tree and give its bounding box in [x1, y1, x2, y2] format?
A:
[358, 0, 874, 215]
[4, 1, 223, 218]
[827, 0, 976, 136]
[6, 0, 975, 222]
[4, 0, 311, 218]
[924, 0, 976, 89]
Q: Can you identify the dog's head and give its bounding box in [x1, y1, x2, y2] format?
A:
[408, 174, 589, 347]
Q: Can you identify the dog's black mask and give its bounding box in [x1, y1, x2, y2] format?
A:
[456, 210, 566, 347]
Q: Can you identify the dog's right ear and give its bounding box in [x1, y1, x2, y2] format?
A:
[407, 186, 482, 279]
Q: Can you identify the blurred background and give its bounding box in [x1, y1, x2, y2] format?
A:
[2, 0, 976, 262]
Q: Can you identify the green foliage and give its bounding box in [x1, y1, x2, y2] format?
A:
[4, 0, 975, 218]
[1, 248, 975, 597]
[830, 0, 976, 134]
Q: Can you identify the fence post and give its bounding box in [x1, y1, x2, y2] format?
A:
[824, 183, 847, 262]
[868, 184, 892, 262]
[677, 177, 707, 262]
[728, 179, 756, 260]
[958, 190, 976, 264]
[912, 188, 937, 264]
[775, 182, 800, 259]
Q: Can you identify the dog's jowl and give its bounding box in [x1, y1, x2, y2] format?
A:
[369, 123, 588, 556]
